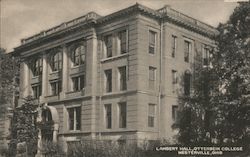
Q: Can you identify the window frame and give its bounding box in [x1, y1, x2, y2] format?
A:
[67, 106, 81, 131]
[72, 75, 85, 92]
[104, 104, 112, 129]
[149, 66, 156, 89]
[51, 51, 62, 72]
[184, 40, 191, 63]
[118, 66, 127, 91]
[50, 80, 62, 96]
[148, 30, 156, 54]
[172, 105, 178, 122]
[119, 102, 127, 128]
[104, 69, 112, 93]
[32, 83, 42, 99]
[32, 58, 43, 77]
[104, 35, 113, 58]
[172, 70, 178, 84]
[184, 72, 191, 96]
[171, 35, 177, 58]
[148, 103, 156, 127]
[72, 45, 86, 66]
[202, 46, 212, 66]
[118, 30, 128, 54]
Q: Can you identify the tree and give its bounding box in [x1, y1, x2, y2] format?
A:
[9, 96, 39, 157]
[215, 1, 250, 145]
[175, 1, 250, 149]
[175, 65, 219, 145]
[0, 48, 19, 115]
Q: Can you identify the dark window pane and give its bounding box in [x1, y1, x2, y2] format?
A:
[119, 30, 127, 54]
[73, 45, 85, 66]
[68, 108, 74, 130]
[172, 35, 176, 57]
[105, 69, 112, 93]
[76, 107, 81, 130]
[105, 104, 112, 129]
[184, 41, 190, 62]
[148, 104, 155, 127]
[184, 73, 191, 96]
[119, 102, 127, 128]
[149, 31, 156, 54]
[105, 35, 112, 58]
[119, 66, 127, 91]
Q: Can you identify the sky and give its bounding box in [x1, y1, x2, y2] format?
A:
[0, 0, 238, 52]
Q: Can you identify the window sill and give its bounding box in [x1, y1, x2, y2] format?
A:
[66, 89, 84, 94]
[45, 95, 59, 98]
[101, 53, 128, 63]
[50, 70, 60, 74]
[103, 90, 127, 96]
[71, 64, 84, 69]
[31, 75, 41, 79]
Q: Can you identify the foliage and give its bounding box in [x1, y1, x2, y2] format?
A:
[0, 48, 19, 117]
[175, 67, 219, 145]
[8, 96, 39, 157]
[215, 1, 250, 145]
[175, 1, 250, 152]
[39, 140, 66, 157]
[67, 139, 173, 157]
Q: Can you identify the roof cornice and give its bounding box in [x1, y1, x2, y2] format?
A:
[14, 3, 218, 52]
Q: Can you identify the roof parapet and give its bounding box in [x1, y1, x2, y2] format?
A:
[158, 5, 218, 35]
[21, 12, 101, 45]
[18, 3, 218, 48]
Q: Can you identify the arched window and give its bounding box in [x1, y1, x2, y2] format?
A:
[32, 58, 42, 76]
[51, 52, 62, 72]
[73, 45, 85, 66]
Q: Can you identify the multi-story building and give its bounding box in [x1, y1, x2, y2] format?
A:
[12, 3, 218, 151]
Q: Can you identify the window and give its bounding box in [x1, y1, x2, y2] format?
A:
[149, 66, 156, 89]
[172, 70, 178, 93]
[171, 35, 177, 57]
[50, 80, 61, 96]
[149, 30, 156, 54]
[172, 105, 178, 121]
[68, 107, 81, 130]
[104, 69, 112, 93]
[72, 75, 85, 92]
[148, 104, 156, 127]
[73, 45, 85, 66]
[203, 47, 211, 66]
[51, 52, 62, 71]
[118, 66, 127, 91]
[42, 110, 52, 122]
[104, 104, 112, 129]
[119, 102, 127, 128]
[41, 110, 53, 141]
[172, 70, 178, 84]
[104, 35, 112, 58]
[118, 30, 128, 54]
[184, 40, 191, 62]
[32, 58, 43, 76]
[32, 84, 42, 99]
[184, 72, 191, 96]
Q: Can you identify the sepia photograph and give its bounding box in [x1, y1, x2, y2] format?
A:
[0, 0, 249, 156]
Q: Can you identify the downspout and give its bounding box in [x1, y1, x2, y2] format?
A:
[98, 39, 102, 139]
[158, 18, 163, 139]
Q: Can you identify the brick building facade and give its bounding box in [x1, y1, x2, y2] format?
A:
[11, 3, 218, 152]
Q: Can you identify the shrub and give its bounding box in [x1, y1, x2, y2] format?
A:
[39, 140, 66, 157]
